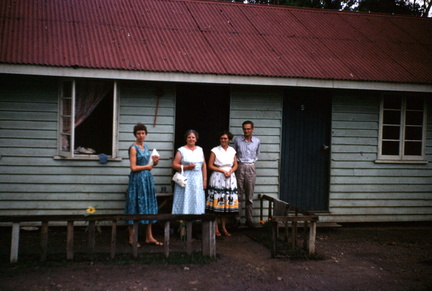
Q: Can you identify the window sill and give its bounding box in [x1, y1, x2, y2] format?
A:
[375, 159, 428, 165]
[53, 155, 122, 162]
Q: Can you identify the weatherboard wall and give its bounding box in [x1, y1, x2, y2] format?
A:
[324, 91, 432, 223]
[230, 86, 283, 217]
[0, 75, 177, 218]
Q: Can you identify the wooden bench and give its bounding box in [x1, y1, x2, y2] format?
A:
[259, 194, 319, 257]
[0, 214, 216, 263]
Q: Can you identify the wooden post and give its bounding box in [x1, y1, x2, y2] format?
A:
[129, 221, 138, 258]
[303, 221, 309, 250]
[202, 220, 216, 258]
[110, 220, 117, 259]
[66, 221, 74, 260]
[271, 221, 277, 258]
[268, 201, 272, 220]
[259, 196, 263, 222]
[164, 221, 170, 258]
[284, 221, 289, 243]
[40, 221, 49, 261]
[10, 222, 20, 263]
[186, 221, 193, 255]
[291, 221, 297, 249]
[87, 221, 96, 260]
[308, 221, 317, 254]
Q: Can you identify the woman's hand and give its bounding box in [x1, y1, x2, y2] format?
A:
[152, 155, 159, 166]
[187, 163, 196, 170]
[224, 169, 233, 178]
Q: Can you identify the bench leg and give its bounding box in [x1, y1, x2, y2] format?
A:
[271, 221, 277, 258]
[67, 221, 74, 260]
[131, 221, 139, 258]
[186, 221, 193, 255]
[10, 222, 20, 263]
[308, 222, 317, 254]
[202, 220, 216, 258]
[164, 221, 170, 258]
[87, 221, 96, 260]
[110, 221, 117, 259]
[40, 221, 49, 261]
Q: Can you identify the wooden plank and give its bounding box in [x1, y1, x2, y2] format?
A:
[271, 222, 277, 258]
[0, 214, 216, 223]
[40, 221, 48, 261]
[131, 222, 138, 258]
[308, 222, 317, 254]
[186, 221, 192, 255]
[271, 216, 319, 222]
[10, 223, 20, 263]
[201, 220, 216, 258]
[303, 221, 308, 250]
[291, 221, 297, 249]
[67, 221, 74, 260]
[87, 221, 96, 260]
[164, 221, 170, 258]
[210, 220, 216, 258]
[110, 221, 117, 259]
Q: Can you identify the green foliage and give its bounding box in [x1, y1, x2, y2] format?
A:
[357, 0, 422, 16]
[231, 0, 429, 17]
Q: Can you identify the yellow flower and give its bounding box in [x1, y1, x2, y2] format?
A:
[86, 206, 96, 214]
[260, 220, 265, 225]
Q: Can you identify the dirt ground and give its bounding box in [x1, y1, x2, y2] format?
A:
[1, 222, 432, 291]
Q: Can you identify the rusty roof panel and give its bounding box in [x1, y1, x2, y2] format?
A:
[1, 0, 431, 84]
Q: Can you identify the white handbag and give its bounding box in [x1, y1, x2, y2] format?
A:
[172, 165, 187, 187]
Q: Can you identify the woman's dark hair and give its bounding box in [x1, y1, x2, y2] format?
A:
[219, 130, 233, 141]
[184, 129, 199, 141]
[133, 123, 147, 136]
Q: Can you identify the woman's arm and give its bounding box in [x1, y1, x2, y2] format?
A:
[171, 151, 182, 172]
[202, 156, 207, 189]
[231, 155, 238, 172]
[129, 146, 153, 172]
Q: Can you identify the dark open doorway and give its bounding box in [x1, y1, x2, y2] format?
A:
[174, 84, 230, 161]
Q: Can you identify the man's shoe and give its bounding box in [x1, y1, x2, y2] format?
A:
[245, 220, 256, 229]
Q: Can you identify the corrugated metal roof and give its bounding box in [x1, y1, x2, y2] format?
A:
[1, 0, 431, 84]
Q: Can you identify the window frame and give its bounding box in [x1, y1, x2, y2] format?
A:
[376, 93, 427, 164]
[56, 78, 119, 160]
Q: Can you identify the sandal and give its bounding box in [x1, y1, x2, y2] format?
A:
[216, 231, 221, 237]
[223, 231, 231, 237]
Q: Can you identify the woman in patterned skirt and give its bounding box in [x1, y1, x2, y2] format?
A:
[206, 131, 238, 237]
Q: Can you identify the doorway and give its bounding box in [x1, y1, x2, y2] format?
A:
[280, 89, 331, 211]
[174, 84, 230, 161]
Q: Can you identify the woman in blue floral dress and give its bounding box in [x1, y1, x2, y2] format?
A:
[125, 123, 162, 247]
[172, 129, 207, 214]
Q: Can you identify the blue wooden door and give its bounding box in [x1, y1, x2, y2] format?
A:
[280, 90, 331, 211]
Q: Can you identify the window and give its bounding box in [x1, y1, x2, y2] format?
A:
[58, 79, 118, 159]
[377, 94, 427, 163]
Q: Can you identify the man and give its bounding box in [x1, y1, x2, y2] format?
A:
[234, 120, 260, 228]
